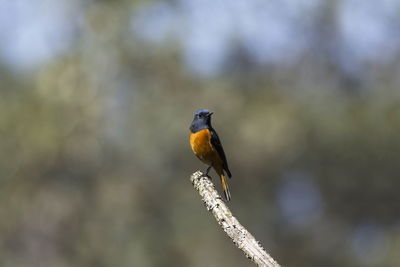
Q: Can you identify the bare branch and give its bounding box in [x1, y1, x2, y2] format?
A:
[190, 171, 281, 267]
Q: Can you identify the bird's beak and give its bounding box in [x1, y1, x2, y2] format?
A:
[207, 112, 213, 117]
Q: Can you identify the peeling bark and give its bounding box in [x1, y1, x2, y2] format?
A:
[190, 171, 280, 267]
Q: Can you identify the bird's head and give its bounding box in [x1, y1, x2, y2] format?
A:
[190, 109, 213, 132]
[194, 109, 213, 121]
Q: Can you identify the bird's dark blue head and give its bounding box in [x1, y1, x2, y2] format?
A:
[190, 109, 213, 132]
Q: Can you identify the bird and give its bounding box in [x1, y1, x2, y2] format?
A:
[189, 109, 232, 201]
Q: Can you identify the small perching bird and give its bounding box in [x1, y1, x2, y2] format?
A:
[189, 109, 232, 201]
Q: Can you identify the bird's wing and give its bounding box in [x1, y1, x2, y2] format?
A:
[210, 128, 232, 178]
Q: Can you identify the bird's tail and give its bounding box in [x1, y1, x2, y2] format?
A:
[220, 173, 231, 201]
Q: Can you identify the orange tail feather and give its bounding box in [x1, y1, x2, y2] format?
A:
[220, 173, 231, 201]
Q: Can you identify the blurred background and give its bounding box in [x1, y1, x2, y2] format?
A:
[1, 0, 400, 266]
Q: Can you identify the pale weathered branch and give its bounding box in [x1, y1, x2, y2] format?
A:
[190, 171, 280, 267]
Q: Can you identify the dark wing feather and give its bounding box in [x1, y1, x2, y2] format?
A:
[210, 128, 232, 178]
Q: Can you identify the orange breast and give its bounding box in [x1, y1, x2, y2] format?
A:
[190, 129, 222, 166]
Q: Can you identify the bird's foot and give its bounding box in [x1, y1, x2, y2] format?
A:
[204, 166, 212, 179]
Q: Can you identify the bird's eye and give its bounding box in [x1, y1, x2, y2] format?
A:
[198, 114, 202, 118]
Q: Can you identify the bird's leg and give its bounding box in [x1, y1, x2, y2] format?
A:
[205, 165, 212, 178]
